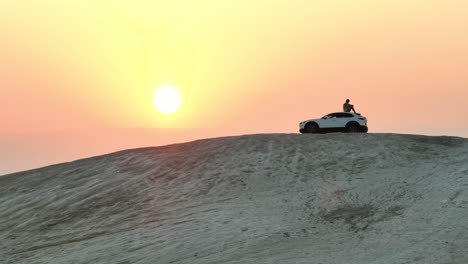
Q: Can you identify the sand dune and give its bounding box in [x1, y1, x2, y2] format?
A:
[1, 133, 468, 264]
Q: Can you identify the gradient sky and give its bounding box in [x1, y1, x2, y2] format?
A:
[1, 0, 468, 174]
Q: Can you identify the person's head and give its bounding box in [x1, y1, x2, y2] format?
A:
[346, 99, 350, 103]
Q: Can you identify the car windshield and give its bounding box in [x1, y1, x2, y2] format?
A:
[322, 114, 335, 119]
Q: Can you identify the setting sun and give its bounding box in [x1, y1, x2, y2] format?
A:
[153, 86, 181, 114]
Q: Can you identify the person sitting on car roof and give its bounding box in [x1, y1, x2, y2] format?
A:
[343, 99, 357, 113]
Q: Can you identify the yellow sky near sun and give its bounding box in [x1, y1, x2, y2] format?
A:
[1, 0, 468, 133]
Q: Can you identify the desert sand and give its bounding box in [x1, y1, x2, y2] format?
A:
[1, 133, 467, 264]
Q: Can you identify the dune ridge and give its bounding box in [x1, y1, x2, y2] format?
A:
[1, 133, 468, 264]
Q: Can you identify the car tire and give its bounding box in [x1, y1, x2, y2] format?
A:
[305, 122, 319, 133]
[346, 123, 359, 133]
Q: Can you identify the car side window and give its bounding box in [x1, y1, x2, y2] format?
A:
[343, 113, 353, 118]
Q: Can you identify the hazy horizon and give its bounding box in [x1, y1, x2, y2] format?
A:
[2, 126, 468, 176]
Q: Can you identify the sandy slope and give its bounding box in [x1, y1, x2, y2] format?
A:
[1, 133, 468, 264]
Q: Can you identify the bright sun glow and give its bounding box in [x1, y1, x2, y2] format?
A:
[153, 86, 181, 114]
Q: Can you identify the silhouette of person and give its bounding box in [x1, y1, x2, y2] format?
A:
[343, 99, 356, 113]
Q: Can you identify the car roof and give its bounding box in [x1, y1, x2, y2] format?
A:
[325, 112, 359, 115]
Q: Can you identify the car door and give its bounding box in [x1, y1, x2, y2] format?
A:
[335, 113, 352, 128]
[337, 113, 354, 127]
[320, 113, 340, 128]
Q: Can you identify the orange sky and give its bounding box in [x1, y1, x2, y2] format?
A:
[1, 0, 468, 174]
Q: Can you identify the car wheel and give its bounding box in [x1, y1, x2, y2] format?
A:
[346, 123, 359, 133]
[305, 122, 319, 133]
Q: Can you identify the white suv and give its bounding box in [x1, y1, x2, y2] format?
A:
[299, 112, 368, 133]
